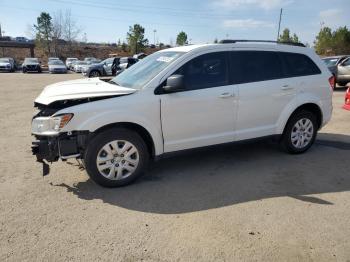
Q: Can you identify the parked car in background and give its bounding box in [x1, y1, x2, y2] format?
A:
[69, 60, 79, 70]
[322, 55, 349, 75]
[336, 57, 350, 86]
[66, 57, 78, 69]
[84, 57, 96, 62]
[22, 58, 41, 73]
[48, 60, 67, 74]
[48, 57, 60, 62]
[82, 57, 119, 77]
[31, 41, 333, 187]
[73, 61, 88, 73]
[343, 86, 350, 110]
[15, 36, 29, 42]
[116, 57, 138, 74]
[87, 59, 102, 66]
[81, 59, 101, 73]
[322, 55, 350, 86]
[0, 57, 16, 72]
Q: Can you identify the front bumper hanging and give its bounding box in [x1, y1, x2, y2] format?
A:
[31, 132, 89, 176]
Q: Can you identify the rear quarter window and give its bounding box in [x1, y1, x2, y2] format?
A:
[280, 52, 321, 77]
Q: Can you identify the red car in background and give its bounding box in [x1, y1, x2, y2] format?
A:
[343, 86, 350, 110]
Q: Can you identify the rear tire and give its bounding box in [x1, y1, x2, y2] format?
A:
[280, 110, 317, 154]
[84, 128, 149, 187]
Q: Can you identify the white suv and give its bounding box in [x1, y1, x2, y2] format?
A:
[31, 40, 333, 187]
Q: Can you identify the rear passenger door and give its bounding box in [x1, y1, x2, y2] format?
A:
[232, 50, 295, 140]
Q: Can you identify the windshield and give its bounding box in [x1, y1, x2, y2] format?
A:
[111, 51, 184, 89]
[323, 58, 338, 66]
[49, 60, 64, 65]
[76, 61, 87, 65]
[67, 58, 77, 61]
[0, 58, 10, 63]
[103, 58, 114, 64]
[24, 58, 38, 63]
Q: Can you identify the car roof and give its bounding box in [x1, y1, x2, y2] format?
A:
[323, 55, 349, 59]
[160, 42, 311, 55]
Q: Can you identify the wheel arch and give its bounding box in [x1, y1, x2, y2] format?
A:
[281, 103, 323, 134]
[91, 122, 157, 159]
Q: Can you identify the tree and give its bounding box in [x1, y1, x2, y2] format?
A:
[62, 9, 81, 50]
[52, 10, 64, 56]
[278, 28, 300, 43]
[34, 12, 53, 54]
[127, 24, 148, 54]
[314, 26, 333, 54]
[176, 31, 188, 46]
[314, 26, 350, 55]
[332, 26, 350, 54]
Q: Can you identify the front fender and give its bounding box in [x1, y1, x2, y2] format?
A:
[65, 109, 164, 156]
[276, 92, 323, 134]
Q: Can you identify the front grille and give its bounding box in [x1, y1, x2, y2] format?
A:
[27, 65, 38, 70]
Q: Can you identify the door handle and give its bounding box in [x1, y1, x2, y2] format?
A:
[219, 92, 234, 98]
[281, 85, 294, 90]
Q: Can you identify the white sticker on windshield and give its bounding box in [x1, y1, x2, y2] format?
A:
[156, 56, 174, 63]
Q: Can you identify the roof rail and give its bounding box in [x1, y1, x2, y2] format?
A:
[219, 39, 306, 47]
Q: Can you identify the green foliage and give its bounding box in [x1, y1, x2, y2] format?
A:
[34, 12, 53, 54]
[176, 31, 188, 46]
[127, 24, 148, 54]
[278, 28, 300, 43]
[315, 26, 350, 55]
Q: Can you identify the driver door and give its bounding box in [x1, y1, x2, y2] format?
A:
[159, 52, 238, 153]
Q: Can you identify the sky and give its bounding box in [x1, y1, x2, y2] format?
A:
[0, 0, 349, 46]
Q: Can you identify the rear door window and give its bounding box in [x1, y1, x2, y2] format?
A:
[230, 51, 283, 84]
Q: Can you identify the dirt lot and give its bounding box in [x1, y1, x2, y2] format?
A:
[0, 72, 349, 261]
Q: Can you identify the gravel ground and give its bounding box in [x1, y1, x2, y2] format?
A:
[0, 72, 349, 262]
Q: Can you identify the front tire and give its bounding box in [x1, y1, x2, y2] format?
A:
[84, 128, 149, 187]
[89, 70, 100, 78]
[280, 110, 317, 154]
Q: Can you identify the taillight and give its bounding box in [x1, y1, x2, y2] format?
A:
[328, 75, 335, 90]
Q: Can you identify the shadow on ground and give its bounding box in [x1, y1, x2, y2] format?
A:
[52, 133, 350, 214]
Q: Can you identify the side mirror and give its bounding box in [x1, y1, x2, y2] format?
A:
[163, 75, 185, 93]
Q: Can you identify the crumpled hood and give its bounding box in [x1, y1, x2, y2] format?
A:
[35, 78, 136, 105]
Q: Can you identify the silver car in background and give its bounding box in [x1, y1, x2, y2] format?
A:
[48, 60, 67, 74]
[66, 57, 78, 69]
[0, 57, 16, 72]
[73, 61, 88, 73]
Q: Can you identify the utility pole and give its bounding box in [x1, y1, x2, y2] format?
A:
[277, 8, 283, 41]
[153, 29, 157, 46]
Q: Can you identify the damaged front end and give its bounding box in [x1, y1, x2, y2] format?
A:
[31, 100, 95, 176]
[32, 131, 89, 175]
